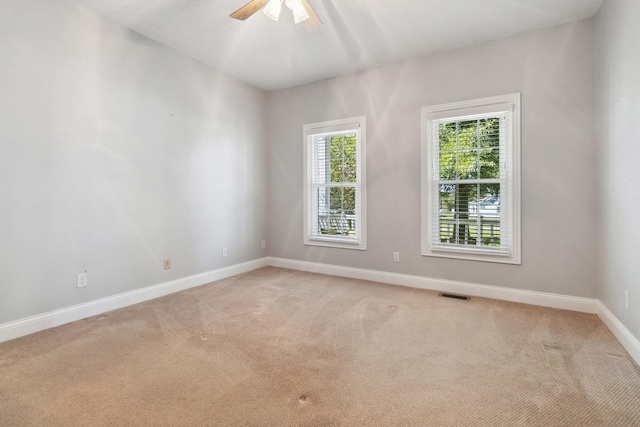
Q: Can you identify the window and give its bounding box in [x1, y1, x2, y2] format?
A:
[421, 94, 521, 264]
[304, 116, 366, 250]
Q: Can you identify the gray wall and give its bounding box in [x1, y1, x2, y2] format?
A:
[0, 0, 267, 324]
[267, 20, 597, 298]
[596, 0, 640, 338]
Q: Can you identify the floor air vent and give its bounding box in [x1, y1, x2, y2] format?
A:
[439, 293, 470, 301]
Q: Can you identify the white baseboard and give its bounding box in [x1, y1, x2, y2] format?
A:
[0, 258, 268, 344]
[266, 257, 640, 366]
[4, 256, 638, 368]
[596, 301, 640, 366]
[266, 257, 598, 314]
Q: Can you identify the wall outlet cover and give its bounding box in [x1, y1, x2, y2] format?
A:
[77, 272, 87, 288]
[624, 290, 630, 309]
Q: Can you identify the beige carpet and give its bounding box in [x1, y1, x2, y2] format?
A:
[1, 267, 639, 426]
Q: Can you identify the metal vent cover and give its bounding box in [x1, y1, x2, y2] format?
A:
[439, 293, 470, 301]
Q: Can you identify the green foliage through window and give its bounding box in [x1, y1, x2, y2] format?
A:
[437, 118, 501, 247]
[317, 133, 357, 236]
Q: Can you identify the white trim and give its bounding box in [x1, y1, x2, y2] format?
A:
[596, 301, 640, 366]
[0, 258, 268, 344]
[420, 250, 521, 264]
[3, 256, 638, 368]
[266, 257, 640, 366]
[423, 94, 518, 118]
[303, 115, 367, 251]
[267, 257, 597, 314]
[421, 93, 521, 264]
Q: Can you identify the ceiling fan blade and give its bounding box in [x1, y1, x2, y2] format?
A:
[301, 0, 323, 32]
[230, 0, 270, 20]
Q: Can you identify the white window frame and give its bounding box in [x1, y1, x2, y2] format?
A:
[421, 94, 521, 264]
[303, 116, 366, 250]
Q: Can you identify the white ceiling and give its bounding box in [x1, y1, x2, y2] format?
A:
[66, 0, 604, 91]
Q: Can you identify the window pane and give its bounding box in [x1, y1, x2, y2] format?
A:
[457, 120, 478, 149]
[329, 135, 343, 160]
[344, 134, 357, 182]
[457, 183, 476, 245]
[330, 160, 343, 182]
[314, 186, 357, 237]
[466, 220, 479, 245]
[479, 184, 500, 246]
[438, 183, 482, 246]
[344, 134, 357, 159]
[325, 134, 358, 183]
[306, 117, 364, 249]
[456, 183, 477, 216]
[439, 122, 457, 151]
[344, 159, 356, 181]
[480, 118, 500, 148]
[344, 133, 357, 182]
[343, 187, 356, 210]
[316, 187, 329, 234]
[439, 152, 456, 180]
[434, 118, 501, 246]
[479, 148, 500, 179]
[423, 95, 518, 261]
[439, 213, 483, 245]
[313, 159, 328, 184]
[316, 138, 328, 161]
[343, 133, 356, 155]
[439, 213, 455, 243]
[439, 184, 456, 212]
[458, 149, 478, 179]
[479, 184, 500, 216]
[329, 187, 342, 209]
[317, 188, 330, 211]
[479, 219, 501, 247]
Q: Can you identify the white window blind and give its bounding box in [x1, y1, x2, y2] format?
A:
[421, 94, 521, 264]
[304, 117, 366, 250]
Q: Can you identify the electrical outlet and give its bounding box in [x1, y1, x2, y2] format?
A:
[222, 247, 228, 257]
[77, 272, 87, 288]
[164, 258, 171, 270]
[262, 240, 267, 249]
[393, 252, 400, 262]
[624, 291, 629, 310]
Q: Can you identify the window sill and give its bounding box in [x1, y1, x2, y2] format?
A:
[305, 236, 366, 251]
[422, 248, 521, 264]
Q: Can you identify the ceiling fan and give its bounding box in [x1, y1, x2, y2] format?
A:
[230, 0, 323, 33]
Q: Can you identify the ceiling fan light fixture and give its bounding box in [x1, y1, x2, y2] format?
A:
[292, 5, 309, 23]
[263, 0, 282, 21]
[230, 0, 321, 31]
[285, 0, 309, 23]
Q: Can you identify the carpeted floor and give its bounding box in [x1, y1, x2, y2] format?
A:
[1, 267, 639, 426]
